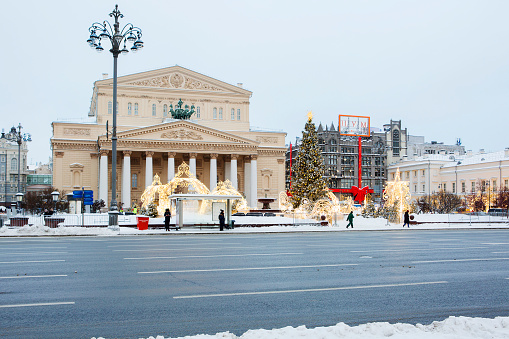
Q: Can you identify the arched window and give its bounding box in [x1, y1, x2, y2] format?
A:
[219, 108, 223, 120]
[134, 103, 138, 115]
[163, 104, 168, 117]
[11, 158, 17, 171]
[152, 104, 157, 116]
[108, 101, 112, 114]
[213, 107, 217, 119]
[128, 102, 132, 115]
[237, 109, 241, 120]
[231, 108, 235, 120]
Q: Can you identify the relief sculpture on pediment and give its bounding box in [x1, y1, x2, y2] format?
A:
[184, 76, 222, 91]
[128, 75, 171, 88]
[161, 129, 203, 140]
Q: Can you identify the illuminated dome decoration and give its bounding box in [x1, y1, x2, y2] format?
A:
[140, 162, 248, 216]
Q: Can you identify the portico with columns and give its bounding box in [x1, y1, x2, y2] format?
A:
[51, 65, 286, 210]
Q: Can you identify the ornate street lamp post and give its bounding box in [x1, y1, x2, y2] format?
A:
[87, 5, 143, 228]
[51, 191, 60, 213]
[1, 124, 31, 204]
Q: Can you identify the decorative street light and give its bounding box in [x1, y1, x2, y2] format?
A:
[51, 191, 60, 213]
[87, 5, 143, 228]
[15, 192, 23, 213]
[1, 124, 31, 200]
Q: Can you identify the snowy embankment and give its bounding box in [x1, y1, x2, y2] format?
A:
[0, 213, 508, 236]
[91, 316, 509, 339]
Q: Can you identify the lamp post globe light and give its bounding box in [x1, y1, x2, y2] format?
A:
[1, 124, 31, 203]
[87, 5, 143, 228]
[51, 191, 59, 213]
[15, 192, 23, 214]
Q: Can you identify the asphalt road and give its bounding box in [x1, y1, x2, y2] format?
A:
[1, 229, 508, 338]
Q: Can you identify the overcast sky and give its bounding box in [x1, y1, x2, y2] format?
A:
[1, 0, 508, 164]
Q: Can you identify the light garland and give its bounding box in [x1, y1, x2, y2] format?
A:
[140, 162, 248, 216]
[383, 168, 411, 223]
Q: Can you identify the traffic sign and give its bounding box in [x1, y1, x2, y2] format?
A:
[73, 190, 83, 199]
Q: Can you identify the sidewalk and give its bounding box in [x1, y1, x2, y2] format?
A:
[1, 214, 508, 237]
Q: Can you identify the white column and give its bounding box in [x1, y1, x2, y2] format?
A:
[244, 158, 251, 206]
[145, 151, 154, 189]
[210, 153, 218, 191]
[99, 150, 109, 206]
[122, 151, 131, 209]
[167, 152, 176, 182]
[189, 153, 197, 177]
[225, 161, 231, 183]
[250, 155, 258, 209]
[231, 155, 238, 190]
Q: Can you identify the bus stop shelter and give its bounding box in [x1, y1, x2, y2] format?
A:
[168, 194, 242, 228]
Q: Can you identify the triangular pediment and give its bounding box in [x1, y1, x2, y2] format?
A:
[111, 120, 258, 145]
[96, 66, 251, 96]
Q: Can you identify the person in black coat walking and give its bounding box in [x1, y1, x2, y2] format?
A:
[219, 209, 225, 231]
[403, 210, 410, 227]
[346, 211, 354, 228]
[164, 208, 171, 231]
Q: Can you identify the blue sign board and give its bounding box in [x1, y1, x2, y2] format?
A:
[73, 190, 94, 205]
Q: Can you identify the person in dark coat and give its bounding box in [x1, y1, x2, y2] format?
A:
[164, 208, 171, 231]
[403, 210, 410, 227]
[346, 211, 354, 228]
[219, 209, 225, 231]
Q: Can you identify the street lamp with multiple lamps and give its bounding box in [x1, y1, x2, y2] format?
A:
[1, 124, 31, 209]
[87, 5, 143, 228]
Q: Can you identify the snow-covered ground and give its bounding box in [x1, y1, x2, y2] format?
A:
[0, 213, 507, 237]
[89, 316, 509, 339]
[2, 214, 508, 338]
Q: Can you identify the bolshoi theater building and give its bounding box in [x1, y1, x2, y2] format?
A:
[51, 66, 286, 209]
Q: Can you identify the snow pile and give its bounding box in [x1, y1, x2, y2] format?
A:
[91, 316, 509, 339]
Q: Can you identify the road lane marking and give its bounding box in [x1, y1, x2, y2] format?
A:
[139, 263, 357, 274]
[492, 251, 509, 254]
[115, 247, 259, 252]
[482, 243, 509, 245]
[0, 302, 75, 308]
[125, 252, 303, 260]
[0, 275, 68, 279]
[0, 247, 68, 250]
[0, 252, 67, 255]
[412, 258, 509, 264]
[109, 242, 241, 247]
[0, 260, 66, 264]
[351, 246, 487, 253]
[173, 281, 448, 299]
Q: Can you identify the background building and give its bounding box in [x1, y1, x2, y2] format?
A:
[388, 148, 509, 201]
[0, 135, 29, 207]
[51, 66, 286, 209]
[26, 161, 53, 194]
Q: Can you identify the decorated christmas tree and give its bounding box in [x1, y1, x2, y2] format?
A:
[291, 112, 328, 207]
[144, 202, 159, 218]
[362, 194, 376, 218]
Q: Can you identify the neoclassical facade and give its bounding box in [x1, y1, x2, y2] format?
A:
[51, 66, 286, 209]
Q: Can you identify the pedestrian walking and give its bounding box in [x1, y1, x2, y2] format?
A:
[403, 210, 410, 228]
[219, 209, 225, 231]
[346, 211, 354, 228]
[164, 208, 171, 231]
